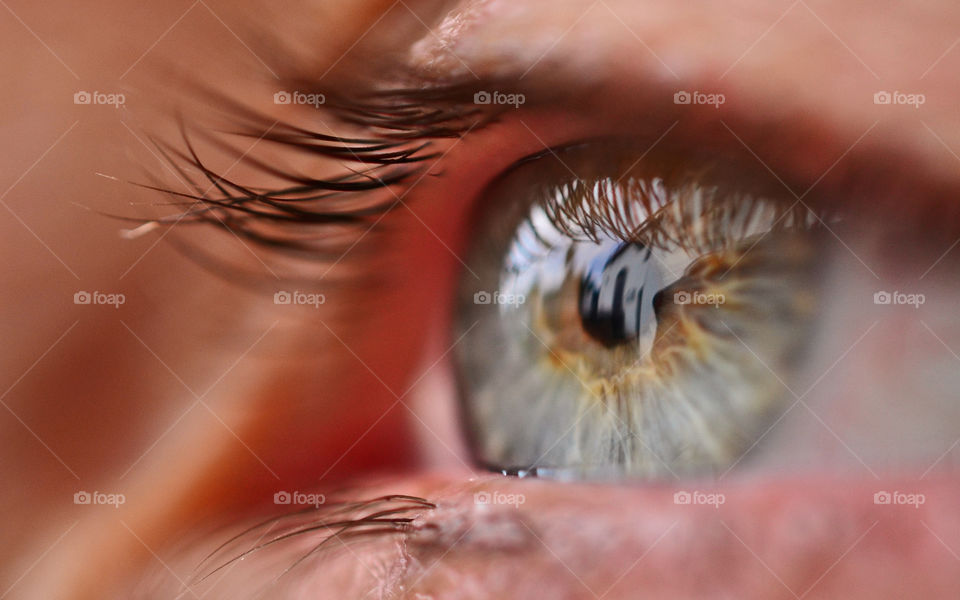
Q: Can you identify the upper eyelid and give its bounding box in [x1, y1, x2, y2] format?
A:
[233, 0, 960, 218]
[353, 78, 952, 220]
[153, 84, 958, 262]
[300, 60, 950, 207]
[373, 0, 960, 216]
[388, 80, 960, 240]
[134, 27, 960, 269]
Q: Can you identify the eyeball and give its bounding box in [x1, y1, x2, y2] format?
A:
[453, 141, 824, 479]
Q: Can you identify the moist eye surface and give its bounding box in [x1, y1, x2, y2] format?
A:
[453, 141, 828, 480]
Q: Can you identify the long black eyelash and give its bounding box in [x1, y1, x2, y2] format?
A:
[316, 82, 496, 139]
[128, 119, 432, 250]
[105, 68, 529, 291]
[115, 80, 504, 285]
[180, 494, 436, 598]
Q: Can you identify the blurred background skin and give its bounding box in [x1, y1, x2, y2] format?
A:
[2, 0, 960, 598]
[0, 2, 434, 597]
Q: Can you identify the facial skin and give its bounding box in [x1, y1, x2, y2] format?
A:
[2, 0, 960, 598]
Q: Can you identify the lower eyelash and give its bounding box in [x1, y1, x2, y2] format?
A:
[150, 494, 436, 598]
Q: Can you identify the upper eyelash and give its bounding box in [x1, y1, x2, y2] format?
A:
[119, 82, 502, 274]
[324, 82, 497, 138]
[128, 120, 432, 250]
[537, 175, 816, 251]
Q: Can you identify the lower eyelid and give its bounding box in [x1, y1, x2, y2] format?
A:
[145, 473, 960, 598]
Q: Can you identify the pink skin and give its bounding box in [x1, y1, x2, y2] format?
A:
[400, 474, 960, 599]
[141, 473, 960, 598]
[3, 0, 960, 598]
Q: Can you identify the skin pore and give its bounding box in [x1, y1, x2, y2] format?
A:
[2, 0, 960, 597]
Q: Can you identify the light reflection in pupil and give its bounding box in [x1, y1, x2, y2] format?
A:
[579, 242, 664, 347]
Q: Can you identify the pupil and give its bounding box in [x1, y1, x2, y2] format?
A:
[578, 242, 663, 347]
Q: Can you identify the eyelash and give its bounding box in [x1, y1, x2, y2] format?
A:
[121, 82, 500, 270]
[184, 494, 436, 594]
[132, 126, 429, 245]
[124, 71, 960, 296]
[535, 173, 817, 253]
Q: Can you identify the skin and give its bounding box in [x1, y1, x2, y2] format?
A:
[2, 0, 960, 598]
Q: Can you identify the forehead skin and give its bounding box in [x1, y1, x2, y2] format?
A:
[3, 0, 960, 599]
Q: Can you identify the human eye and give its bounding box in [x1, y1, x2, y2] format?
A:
[454, 139, 826, 479]
[11, 1, 960, 599]
[445, 96, 960, 483]
[448, 113, 960, 486]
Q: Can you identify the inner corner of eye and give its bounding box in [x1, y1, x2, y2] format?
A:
[449, 142, 827, 482]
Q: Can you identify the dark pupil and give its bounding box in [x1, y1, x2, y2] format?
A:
[579, 242, 664, 347]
